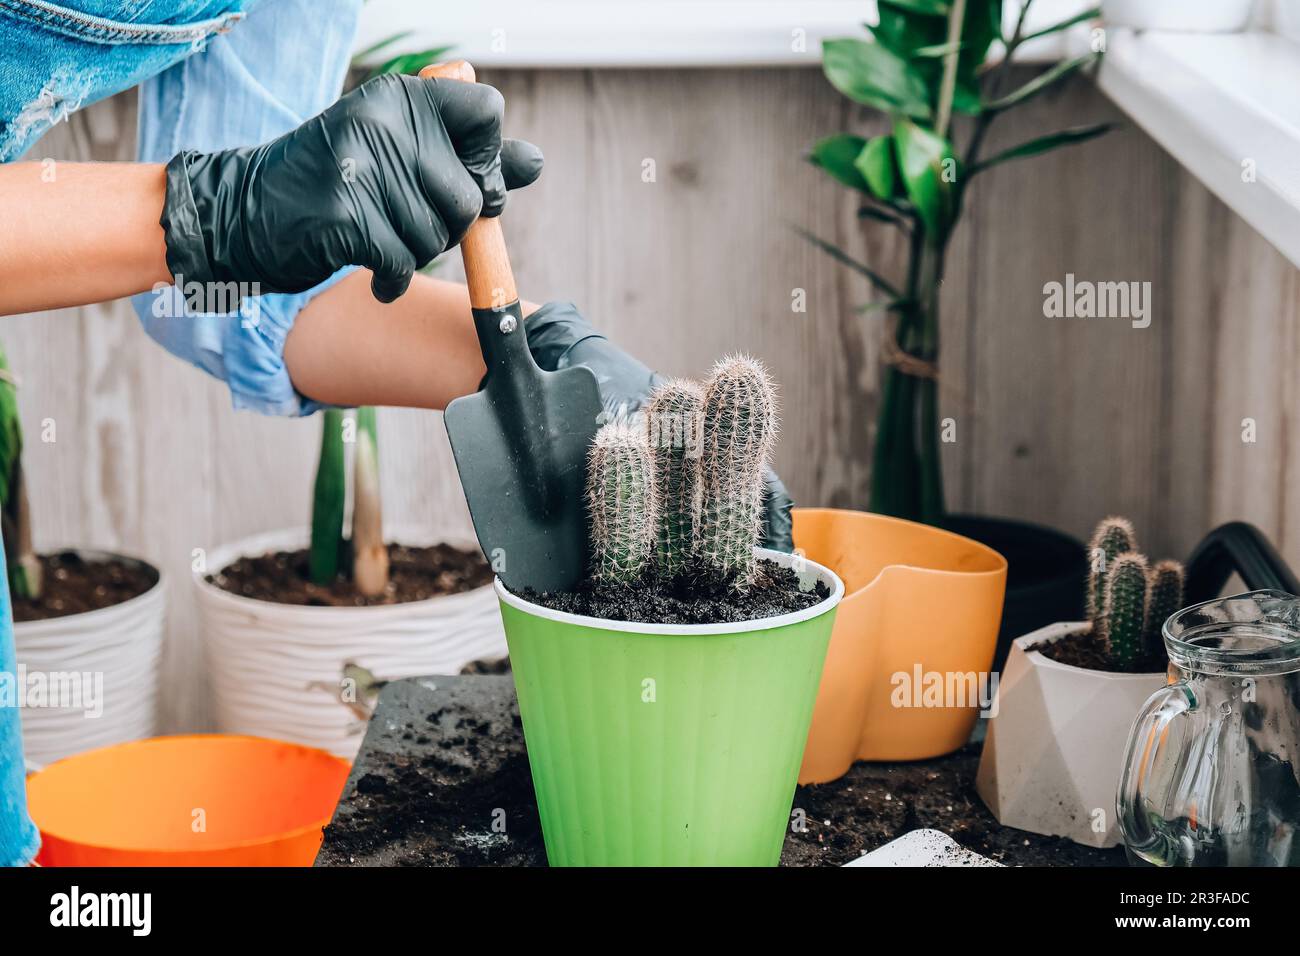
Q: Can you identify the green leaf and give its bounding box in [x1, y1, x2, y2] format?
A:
[810, 134, 871, 192]
[855, 134, 902, 200]
[310, 409, 347, 585]
[351, 30, 415, 64]
[871, 1, 1002, 116]
[366, 45, 456, 80]
[969, 122, 1115, 174]
[797, 228, 901, 298]
[0, 344, 20, 513]
[859, 204, 909, 227]
[911, 39, 966, 58]
[892, 118, 959, 238]
[822, 38, 933, 119]
[879, 0, 951, 15]
[1021, 6, 1102, 43]
[985, 52, 1099, 111]
[872, 3, 948, 60]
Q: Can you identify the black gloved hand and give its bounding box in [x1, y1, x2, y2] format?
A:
[524, 301, 795, 552]
[161, 73, 543, 303]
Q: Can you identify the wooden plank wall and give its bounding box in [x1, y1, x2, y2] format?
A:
[5, 67, 1297, 732]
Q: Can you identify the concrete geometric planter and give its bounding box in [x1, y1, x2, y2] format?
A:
[975, 622, 1167, 848]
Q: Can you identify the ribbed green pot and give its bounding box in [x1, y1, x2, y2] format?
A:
[497, 549, 843, 866]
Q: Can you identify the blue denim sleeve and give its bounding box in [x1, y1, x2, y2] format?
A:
[130, 0, 365, 417]
[0, 535, 40, 867]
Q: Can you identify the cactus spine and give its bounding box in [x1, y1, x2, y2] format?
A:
[1099, 552, 1149, 671]
[646, 379, 704, 576]
[696, 356, 778, 587]
[1145, 559, 1185, 657]
[587, 421, 657, 584]
[1084, 517, 1185, 671]
[1087, 516, 1136, 622]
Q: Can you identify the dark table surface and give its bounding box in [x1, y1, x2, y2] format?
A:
[316, 676, 1125, 867]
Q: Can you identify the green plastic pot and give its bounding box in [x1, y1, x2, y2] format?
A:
[496, 548, 843, 866]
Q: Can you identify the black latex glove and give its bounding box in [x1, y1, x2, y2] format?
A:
[161, 73, 543, 303]
[524, 301, 795, 552]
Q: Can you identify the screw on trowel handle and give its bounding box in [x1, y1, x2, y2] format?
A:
[418, 60, 519, 311]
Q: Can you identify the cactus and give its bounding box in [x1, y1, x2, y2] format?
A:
[696, 356, 778, 587]
[1099, 552, 1149, 671]
[1144, 559, 1185, 658]
[1083, 517, 1186, 671]
[1087, 516, 1137, 622]
[645, 379, 704, 576]
[587, 421, 657, 585]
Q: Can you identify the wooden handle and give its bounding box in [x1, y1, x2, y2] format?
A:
[419, 61, 518, 310]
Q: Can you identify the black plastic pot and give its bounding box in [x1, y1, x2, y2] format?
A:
[1184, 521, 1300, 600]
[942, 514, 1087, 671]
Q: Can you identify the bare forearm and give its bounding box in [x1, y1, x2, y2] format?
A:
[0, 163, 172, 315]
[284, 271, 539, 410]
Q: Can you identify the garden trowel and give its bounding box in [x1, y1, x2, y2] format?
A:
[421, 61, 602, 594]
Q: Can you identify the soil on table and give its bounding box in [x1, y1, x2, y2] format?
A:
[209, 542, 493, 607]
[318, 676, 1125, 867]
[1035, 625, 1167, 674]
[515, 558, 828, 625]
[12, 552, 157, 623]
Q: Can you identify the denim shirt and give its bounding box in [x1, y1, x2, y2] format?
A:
[0, 0, 362, 865]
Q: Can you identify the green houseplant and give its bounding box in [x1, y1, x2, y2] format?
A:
[498, 357, 843, 866]
[808, 0, 1109, 523]
[806, 0, 1111, 657]
[0, 341, 166, 768]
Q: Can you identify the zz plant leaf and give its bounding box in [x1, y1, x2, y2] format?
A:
[810, 134, 872, 193]
[822, 38, 933, 120]
[856, 135, 903, 201]
[892, 118, 958, 237]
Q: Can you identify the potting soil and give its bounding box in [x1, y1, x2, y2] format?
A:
[210, 542, 492, 607]
[514, 558, 828, 625]
[12, 551, 156, 623]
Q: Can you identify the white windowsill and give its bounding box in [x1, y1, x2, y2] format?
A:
[1094, 28, 1300, 270]
[353, 2, 1300, 269]
[351, 0, 1084, 69]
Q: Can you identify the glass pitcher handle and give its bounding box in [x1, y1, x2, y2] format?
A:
[1117, 681, 1195, 864]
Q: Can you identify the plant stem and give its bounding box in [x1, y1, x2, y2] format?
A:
[351, 406, 389, 597]
[934, 0, 968, 139]
[309, 409, 346, 585]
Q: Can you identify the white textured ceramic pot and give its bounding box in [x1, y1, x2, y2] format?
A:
[13, 550, 165, 770]
[975, 622, 1167, 848]
[194, 527, 505, 758]
[1103, 0, 1254, 32]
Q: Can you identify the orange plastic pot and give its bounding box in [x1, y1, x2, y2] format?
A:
[794, 509, 1007, 782]
[26, 735, 350, 866]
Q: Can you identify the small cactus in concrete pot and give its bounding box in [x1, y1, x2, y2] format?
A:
[696, 356, 778, 588]
[587, 420, 657, 585]
[645, 379, 704, 577]
[1087, 516, 1136, 622]
[1085, 517, 1185, 671]
[1099, 552, 1149, 671]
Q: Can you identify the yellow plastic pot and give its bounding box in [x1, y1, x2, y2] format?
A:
[794, 509, 1007, 782]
